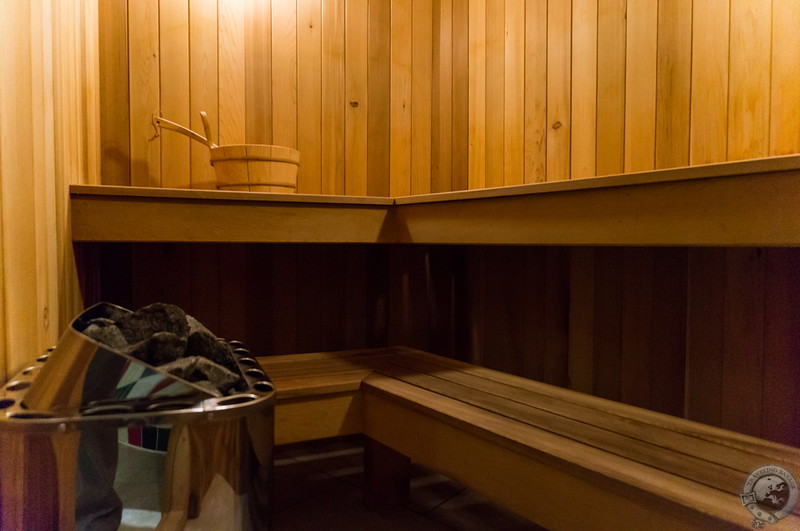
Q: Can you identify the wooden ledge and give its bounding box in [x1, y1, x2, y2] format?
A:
[72, 155, 800, 245]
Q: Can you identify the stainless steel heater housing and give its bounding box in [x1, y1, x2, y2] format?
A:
[0, 302, 275, 531]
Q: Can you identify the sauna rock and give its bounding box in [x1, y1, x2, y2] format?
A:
[83, 302, 244, 394]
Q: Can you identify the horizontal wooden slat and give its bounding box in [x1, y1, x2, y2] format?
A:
[72, 155, 800, 245]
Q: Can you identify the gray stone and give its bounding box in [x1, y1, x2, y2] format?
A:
[125, 331, 187, 367]
[116, 303, 190, 345]
[83, 323, 128, 351]
[158, 356, 241, 395]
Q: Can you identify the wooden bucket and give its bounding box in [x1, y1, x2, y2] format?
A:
[154, 112, 300, 193]
[211, 144, 300, 193]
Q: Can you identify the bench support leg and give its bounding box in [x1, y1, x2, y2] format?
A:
[363, 437, 410, 509]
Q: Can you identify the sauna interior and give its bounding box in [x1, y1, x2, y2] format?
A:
[2, 0, 800, 528]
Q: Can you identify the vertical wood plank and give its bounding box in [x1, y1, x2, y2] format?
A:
[521, 248, 546, 382]
[467, 247, 486, 365]
[769, 0, 800, 156]
[296, 245, 346, 352]
[346, 0, 369, 196]
[503, 0, 525, 186]
[451, 0, 469, 191]
[650, 248, 687, 417]
[246, 0, 273, 145]
[568, 247, 594, 394]
[412, 0, 433, 195]
[322, 0, 345, 194]
[98, 0, 130, 185]
[689, 0, 729, 165]
[390, 0, 412, 196]
[190, 244, 221, 335]
[271, 245, 298, 355]
[546, 0, 571, 181]
[218, 0, 247, 145]
[297, 0, 322, 193]
[128, 0, 161, 187]
[596, 0, 626, 176]
[189, 0, 218, 189]
[570, 0, 597, 179]
[655, 0, 692, 169]
[218, 244, 248, 342]
[432, 0, 453, 193]
[159, 0, 190, 188]
[623, 0, 657, 173]
[684, 248, 725, 427]
[344, 246, 369, 347]
[543, 247, 569, 388]
[367, 0, 391, 196]
[482, 248, 525, 375]
[468, 0, 487, 189]
[721, 248, 766, 438]
[620, 248, 653, 410]
[593, 247, 623, 402]
[762, 249, 800, 447]
[272, 0, 299, 150]
[727, 0, 771, 161]
[484, 0, 504, 188]
[524, 0, 547, 184]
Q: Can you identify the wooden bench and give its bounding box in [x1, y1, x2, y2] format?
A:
[259, 347, 800, 530]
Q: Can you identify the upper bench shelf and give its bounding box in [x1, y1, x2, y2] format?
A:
[71, 155, 800, 246]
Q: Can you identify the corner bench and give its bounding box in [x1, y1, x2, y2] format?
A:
[258, 347, 800, 530]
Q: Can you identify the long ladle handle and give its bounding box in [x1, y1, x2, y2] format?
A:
[200, 111, 215, 148]
[153, 115, 210, 147]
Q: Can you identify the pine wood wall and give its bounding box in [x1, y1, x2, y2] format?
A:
[0, 1, 95, 380]
[101, 0, 800, 194]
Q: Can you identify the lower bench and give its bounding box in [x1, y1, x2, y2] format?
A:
[259, 347, 800, 530]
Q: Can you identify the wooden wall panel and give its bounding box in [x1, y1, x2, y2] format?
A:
[654, 0, 691, 169]
[524, 0, 547, 184]
[770, 0, 800, 156]
[2, 1, 93, 379]
[727, 0, 771, 161]
[160, 0, 191, 188]
[412, 0, 433, 195]
[623, 0, 657, 173]
[570, 0, 597, 179]
[100, 1, 799, 196]
[595, 0, 627, 176]
[345, 0, 369, 196]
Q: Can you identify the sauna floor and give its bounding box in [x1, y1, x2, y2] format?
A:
[273, 435, 544, 530]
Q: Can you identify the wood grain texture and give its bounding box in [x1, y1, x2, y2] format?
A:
[189, 0, 218, 189]
[467, 0, 486, 189]
[389, 0, 412, 196]
[245, 0, 272, 145]
[546, 0, 571, 182]
[218, 0, 247, 145]
[98, 0, 130, 185]
[272, 0, 299, 150]
[431, 0, 452, 193]
[727, 0, 771, 161]
[345, 0, 369, 196]
[484, 0, 504, 188]
[689, 0, 729, 165]
[620, 248, 653, 410]
[322, 0, 345, 194]
[524, 0, 547, 184]
[503, 0, 524, 186]
[159, 0, 191, 188]
[623, 0, 657, 173]
[770, 0, 800, 155]
[570, 0, 597, 179]
[596, 0, 626, 176]
[297, 0, 322, 194]
[412, 0, 433, 195]
[367, 0, 391, 196]
[655, 0, 691, 169]
[128, 0, 161, 187]
[451, 0, 469, 192]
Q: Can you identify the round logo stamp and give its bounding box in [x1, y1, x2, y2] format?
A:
[740, 465, 798, 528]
